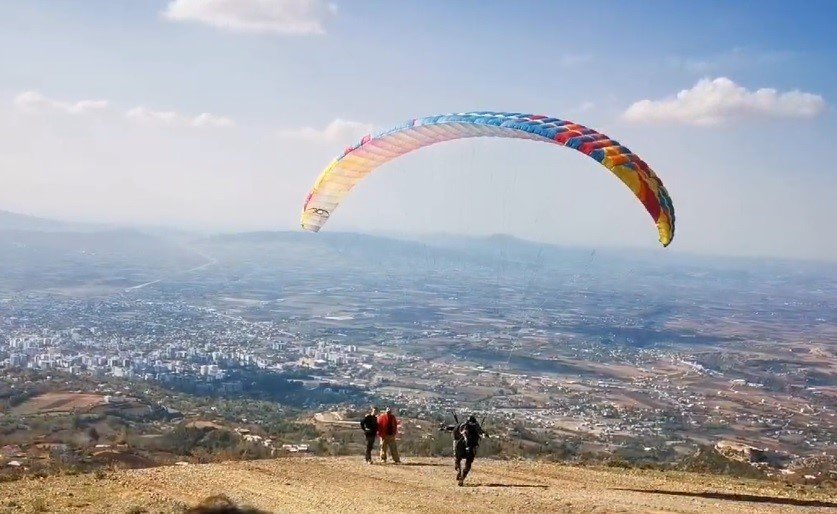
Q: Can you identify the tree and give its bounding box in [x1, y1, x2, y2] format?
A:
[86, 426, 100, 442]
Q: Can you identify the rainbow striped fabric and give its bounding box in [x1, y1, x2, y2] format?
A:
[301, 111, 675, 247]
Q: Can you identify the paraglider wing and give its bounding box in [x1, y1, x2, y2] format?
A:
[300, 112, 675, 246]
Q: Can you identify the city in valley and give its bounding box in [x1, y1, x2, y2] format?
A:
[1, 211, 834, 483]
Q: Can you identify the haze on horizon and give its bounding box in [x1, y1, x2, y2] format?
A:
[1, 1, 835, 262]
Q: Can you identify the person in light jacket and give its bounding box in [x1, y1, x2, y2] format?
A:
[377, 406, 400, 463]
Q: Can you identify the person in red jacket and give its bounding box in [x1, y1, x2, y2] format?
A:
[377, 406, 401, 463]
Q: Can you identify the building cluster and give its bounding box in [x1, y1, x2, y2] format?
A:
[1, 292, 833, 459]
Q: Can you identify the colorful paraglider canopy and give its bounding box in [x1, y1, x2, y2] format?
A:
[300, 111, 675, 247]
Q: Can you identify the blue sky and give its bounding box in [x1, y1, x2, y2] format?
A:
[1, 1, 835, 261]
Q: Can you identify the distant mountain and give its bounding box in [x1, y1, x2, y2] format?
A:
[0, 210, 106, 232]
[0, 225, 206, 293]
[0, 210, 67, 231]
[203, 230, 464, 271]
[0, 210, 833, 295]
[212, 230, 443, 256]
[418, 231, 584, 256]
[207, 230, 575, 268]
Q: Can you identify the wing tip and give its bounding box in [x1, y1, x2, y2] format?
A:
[658, 223, 674, 247]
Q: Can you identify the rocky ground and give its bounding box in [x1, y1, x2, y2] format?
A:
[1, 456, 835, 513]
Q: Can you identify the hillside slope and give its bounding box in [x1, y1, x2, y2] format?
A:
[1, 457, 834, 513]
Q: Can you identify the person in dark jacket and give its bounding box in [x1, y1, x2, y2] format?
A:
[359, 407, 379, 463]
[456, 415, 487, 486]
[453, 423, 465, 474]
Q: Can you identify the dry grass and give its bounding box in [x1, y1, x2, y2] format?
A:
[11, 392, 106, 415]
[0, 456, 834, 513]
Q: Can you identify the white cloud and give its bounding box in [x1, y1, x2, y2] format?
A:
[624, 77, 826, 126]
[13, 92, 232, 129]
[669, 48, 796, 74]
[279, 118, 373, 142]
[575, 101, 595, 112]
[559, 54, 593, 66]
[126, 107, 235, 128]
[162, 0, 337, 35]
[126, 107, 180, 126]
[192, 112, 237, 128]
[14, 91, 109, 115]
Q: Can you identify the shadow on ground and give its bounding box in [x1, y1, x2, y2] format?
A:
[399, 462, 447, 467]
[471, 483, 549, 489]
[614, 489, 837, 508]
[186, 495, 269, 514]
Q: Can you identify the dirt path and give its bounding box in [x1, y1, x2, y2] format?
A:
[1, 457, 834, 513]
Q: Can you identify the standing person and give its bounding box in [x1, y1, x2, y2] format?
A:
[359, 407, 379, 464]
[444, 412, 465, 475]
[377, 406, 401, 463]
[456, 415, 487, 486]
[453, 422, 466, 475]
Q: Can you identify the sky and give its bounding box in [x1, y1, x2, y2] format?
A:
[1, 0, 835, 261]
